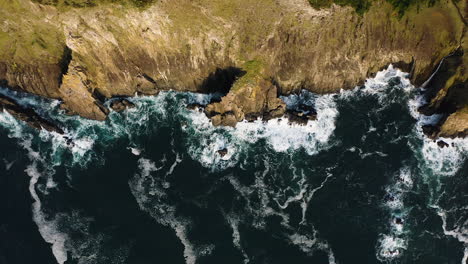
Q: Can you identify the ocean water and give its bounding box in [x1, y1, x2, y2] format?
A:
[0, 66, 467, 264]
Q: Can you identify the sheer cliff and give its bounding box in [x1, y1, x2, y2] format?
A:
[0, 0, 466, 137]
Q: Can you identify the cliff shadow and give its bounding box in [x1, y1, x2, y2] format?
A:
[200, 67, 246, 95]
[419, 48, 464, 115]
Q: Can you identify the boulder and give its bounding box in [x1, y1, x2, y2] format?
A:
[186, 103, 205, 112]
[204, 73, 286, 127]
[285, 104, 317, 125]
[217, 148, 228, 157]
[110, 99, 135, 112]
[0, 94, 64, 134]
[436, 140, 449, 148]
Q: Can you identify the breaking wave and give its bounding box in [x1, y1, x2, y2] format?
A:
[0, 65, 467, 264]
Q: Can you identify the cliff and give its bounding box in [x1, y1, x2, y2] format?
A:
[0, 0, 466, 137]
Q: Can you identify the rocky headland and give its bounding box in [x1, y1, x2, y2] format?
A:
[0, 0, 466, 137]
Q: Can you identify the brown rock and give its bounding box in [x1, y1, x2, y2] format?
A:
[0, 0, 465, 127]
[286, 110, 317, 125]
[0, 94, 64, 134]
[205, 77, 286, 127]
[285, 103, 317, 125]
[438, 106, 468, 138]
[58, 69, 108, 121]
[217, 148, 228, 157]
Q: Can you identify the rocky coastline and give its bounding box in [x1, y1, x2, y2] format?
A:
[0, 0, 466, 138]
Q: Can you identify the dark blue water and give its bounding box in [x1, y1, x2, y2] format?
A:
[1, 66, 467, 264]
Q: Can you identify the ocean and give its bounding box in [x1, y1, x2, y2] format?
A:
[0, 66, 467, 264]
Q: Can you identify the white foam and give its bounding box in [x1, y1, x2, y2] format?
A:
[26, 164, 69, 264]
[419, 136, 468, 176]
[224, 213, 250, 264]
[183, 93, 338, 171]
[402, 65, 468, 264]
[339, 65, 413, 103]
[129, 147, 142, 156]
[130, 156, 203, 264]
[328, 249, 337, 264]
[166, 153, 182, 176]
[377, 235, 406, 260]
[377, 166, 415, 260]
[3, 158, 15, 170]
[288, 233, 318, 253]
[173, 221, 197, 264]
[437, 208, 468, 264]
[299, 172, 334, 225]
[0, 110, 26, 139]
[137, 157, 162, 177]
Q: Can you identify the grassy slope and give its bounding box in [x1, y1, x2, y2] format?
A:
[32, 0, 442, 15]
[308, 0, 439, 15]
[32, 0, 156, 8]
[0, 0, 65, 64]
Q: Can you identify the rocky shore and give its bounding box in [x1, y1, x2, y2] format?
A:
[0, 0, 466, 137]
[0, 94, 63, 134]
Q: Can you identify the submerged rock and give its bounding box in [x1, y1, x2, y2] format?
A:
[394, 217, 403, 225]
[186, 103, 205, 112]
[110, 99, 135, 112]
[285, 104, 317, 125]
[0, 95, 64, 134]
[217, 148, 228, 157]
[436, 140, 449, 148]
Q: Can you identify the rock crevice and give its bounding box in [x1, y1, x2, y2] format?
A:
[0, 0, 466, 137]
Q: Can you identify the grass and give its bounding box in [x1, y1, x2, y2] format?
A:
[231, 60, 264, 92]
[32, 0, 157, 8]
[308, 0, 371, 15]
[308, 0, 438, 16]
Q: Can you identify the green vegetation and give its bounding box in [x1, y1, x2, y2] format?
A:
[231, 60, 264, 92]
[0, 10, 65, 65]
[308, 0, 370, 15]
[32, 0, 156, 8]
[386, 0, 437, 15]
[308, 0, 438, 16]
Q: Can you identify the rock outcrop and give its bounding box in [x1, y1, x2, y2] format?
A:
[110, 98, 136, 112]
[439, 106, 468, 137]
[0, 94, 64, 134]
[418, 46, 467, 138]
[0, 0, 466, 136]
[204, 61, 286, 126]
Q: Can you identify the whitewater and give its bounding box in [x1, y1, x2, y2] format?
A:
[0, 65, 466, 264]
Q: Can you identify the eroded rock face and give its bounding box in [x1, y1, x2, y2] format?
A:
[286, 109, 317, 126]
[439, 106, 468, 138]
[0, 95, 64, 134]
[422, 125, 440, 139]
[204, 78, 285, 127]
[58, 67, 109, 120]
[0, 0, 466, 136]
[418, 48, 468, 138]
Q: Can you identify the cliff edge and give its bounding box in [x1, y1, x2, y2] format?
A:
[0, 0, 466, 137]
